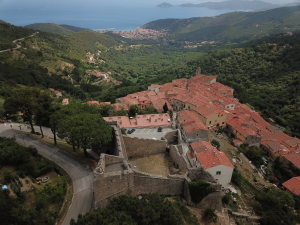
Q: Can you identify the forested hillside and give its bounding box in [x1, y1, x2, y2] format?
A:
[0, 20, 33, 50]
[143, 6, 300, 43]
[25, 23, 88, 34]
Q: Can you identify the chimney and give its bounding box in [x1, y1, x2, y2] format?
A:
[213, 162, 215, 166]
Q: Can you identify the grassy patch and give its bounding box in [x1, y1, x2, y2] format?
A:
[133, 153, 172, 176]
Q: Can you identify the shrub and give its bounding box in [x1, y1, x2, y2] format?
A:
[35, 132, 41, 135]
[222, 193, 231, 205]
[203, 207, 217, 223]
[211, 140, 220, 149]
[4, 170, 13, 182]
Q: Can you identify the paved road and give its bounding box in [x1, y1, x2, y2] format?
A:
[127, 128, 174, 139]
[0, 124, 94, 225]
[0, 32, 38, 53]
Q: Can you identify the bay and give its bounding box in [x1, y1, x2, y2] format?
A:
[0, 2, 237, 31]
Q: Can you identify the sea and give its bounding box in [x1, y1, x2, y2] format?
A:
[0, 1, 237, 31]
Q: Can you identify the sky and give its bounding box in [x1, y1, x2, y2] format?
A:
[0, 0, 299, 7]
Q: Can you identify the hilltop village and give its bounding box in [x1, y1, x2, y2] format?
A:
[97, 71, 300, 170]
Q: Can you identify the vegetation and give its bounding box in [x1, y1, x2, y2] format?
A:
[0, 137, 67, 225]
[51, 103, 113, 156]
[25, 23, 88, 34]
[203, 207, 218, 223]
[70, 194, 199, 225]
[0, 20, 33, 50]
[4, 87, 52, 133]
[188, 180, 215, 204]
[143, 6, 300, 43]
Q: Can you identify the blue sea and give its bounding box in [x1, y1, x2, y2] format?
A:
[0, 1, 238, 31]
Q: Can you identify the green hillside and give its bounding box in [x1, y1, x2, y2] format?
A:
[25, 23, 87, 34]
[0, 20, 33, 50]
[143, 6, 300, 43]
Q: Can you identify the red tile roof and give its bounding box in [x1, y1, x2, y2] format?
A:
[283, 177, 300, 195]
[196, 148, 234, 169]
[87, 101, 100, 106]
[282, 153, 300, 168]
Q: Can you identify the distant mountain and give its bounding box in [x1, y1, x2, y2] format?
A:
[25, 23, 88, 34]
[158, 0, 280, 11]
[283, 1, 300, 7]
[143, 6, 300, 43]
[195, 0, 279, 11]
[157, 2, 175, 7]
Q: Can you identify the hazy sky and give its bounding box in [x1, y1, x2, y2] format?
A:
[0, 0, 299, 7]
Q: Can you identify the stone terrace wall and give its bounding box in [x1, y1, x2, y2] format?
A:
[170, 145, 190, 171]
[133, 170, 185, 196]
[123, 136, 167, 158]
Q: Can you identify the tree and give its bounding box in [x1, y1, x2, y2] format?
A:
[4, 87, 52, 134]
[163, 102, 168, 113]
[34, 94, 55, 138]
[256, 188, 296, 225]
[128, 104, 139, 118]
[53, 103, 113, 157]
[211, 140, 220, 150]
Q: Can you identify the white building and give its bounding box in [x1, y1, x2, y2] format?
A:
[188, 140, 234, 188]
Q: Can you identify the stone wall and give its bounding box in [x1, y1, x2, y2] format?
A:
[163, 129, 181, 145]
[106, 121, 127, 159]
[170, 145, 190, 171]
[123, 136, 167, 158]
[183, 180, 222, 212]
[93, 154, 134, 208]
[133, 170, 185, 196]
[104, 154, 124, 166]
[188, 167, 217, 183]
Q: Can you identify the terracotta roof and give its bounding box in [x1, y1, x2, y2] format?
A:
[177, 110, 207, 133]
[190, 140, 215, 154]
[195, 148, 234, 169]
[100, 102, 111, 105]
[87, 101, 100, 106]
[282, 153, 300, 168]
[283, 177, 300, 195]
[104, 113, 171, 129]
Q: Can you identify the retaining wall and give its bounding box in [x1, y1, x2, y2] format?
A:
[123, 136, 167, 158]
[170, 145, 189, 171]
[133, 170, 185, 196]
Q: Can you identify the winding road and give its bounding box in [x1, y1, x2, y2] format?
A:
[0, 32, 39, 53]
[0, 124, 94, 225]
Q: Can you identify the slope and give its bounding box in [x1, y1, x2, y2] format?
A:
[25, 23, 88, 34]
[0, 20, 33, 50]
[143, 6, 300, 43]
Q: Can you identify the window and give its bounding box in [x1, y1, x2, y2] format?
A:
[216, 171, 221, 175]
[221, 115, 223, 117]
[215, 120, 217, 122]
[209, 121, 211, 124]
[197, 134, 199, 136]
[222, 122, 224, 124]
[188, 106, 190, 110]
[218, 115, 220, 117]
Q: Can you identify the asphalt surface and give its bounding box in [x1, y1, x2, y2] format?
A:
[127, 128, 174, 139]
[0, 124, 94, 225]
